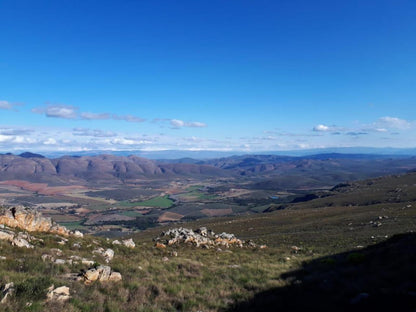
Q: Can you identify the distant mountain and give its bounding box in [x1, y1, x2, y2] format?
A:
[1, 152, 416, 187]
[19, 152, 45, 159]
[0, 153, 227, 185]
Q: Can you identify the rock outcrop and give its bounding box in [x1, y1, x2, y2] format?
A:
[154, 227, 258, 249]
[0, 206, 70, 237]
[0, 227, 34, 248]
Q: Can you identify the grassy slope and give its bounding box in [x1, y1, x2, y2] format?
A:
[0, 172, 415, 311]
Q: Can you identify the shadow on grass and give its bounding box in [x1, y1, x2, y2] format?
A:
[226, 233, 416, 312]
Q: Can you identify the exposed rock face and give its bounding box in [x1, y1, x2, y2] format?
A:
[0, 206, 70, 237]
[83, 265, 122, 284]
[46, 285, 70, 302]
[154, 227, 256, 248]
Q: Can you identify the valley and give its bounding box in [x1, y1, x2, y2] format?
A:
[1, 152, 416, 236]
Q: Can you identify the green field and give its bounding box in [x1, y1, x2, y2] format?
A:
[136, 195, 174, 208]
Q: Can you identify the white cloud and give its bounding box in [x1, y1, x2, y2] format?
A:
[0, 101, 13, 110]
[0, 135, 13, 142]
[0, 128, 33, 136]
[32, 105, 78, 119]
[170, 119, 207, 129]
[73, 128, 116, 138]
[112, 114, 145, 123]
[170, 119, 185, 128]
[313, 124, 331, 132]
[377, 116, 412, 130]
[80, 112, 111, 120]
[0, 100, 22, 111]
[43, 138, 57, 145]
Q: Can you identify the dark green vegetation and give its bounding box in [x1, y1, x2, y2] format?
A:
[0, 171, 416, 311]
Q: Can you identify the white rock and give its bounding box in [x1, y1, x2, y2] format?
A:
[46, 285, 70, 302]
[1, 282, 14, 304]
[103, 248, 114, 263]
[54, 259, 66, 265]
[73, 230, 84, 238]
[122, 238, 135, 248]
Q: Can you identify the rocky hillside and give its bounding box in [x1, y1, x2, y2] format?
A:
[0, 153, 226, 185]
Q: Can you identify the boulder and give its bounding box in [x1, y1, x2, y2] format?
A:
[73, 230, 84, 238]
[103, 248, 114, 263]
[46, 285, 70, 302]
[93, 248, 114, 263]
[122, 238, 135, 248]
[12, 236, 34, 249]
[82, 265, 122, 284]
[1, 282, 14, 304]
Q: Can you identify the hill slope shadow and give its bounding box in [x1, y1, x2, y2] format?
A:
[226, 233, 416, 312]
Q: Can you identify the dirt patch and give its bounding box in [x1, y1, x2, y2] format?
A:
[158, 211, 184, 222]
[85, 213, 135, 225]
[0, 180, 86, 196]
[201, 208, 233, 217]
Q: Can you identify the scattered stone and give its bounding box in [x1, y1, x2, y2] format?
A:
[122, 238, 135, 248]
[42, 254, 54, 262]
[112, 240, 121, 245]
[81, 259, 95, 266]
[228, 264, 241, 268]
[170, 251, 178, 257]
[73, 243, 81, 248]
[54, 259, 66, 265]
[82, 265, 122, 284]
[0, 256, 6, 260]
[291, 246, 301, 253]
[57, 240, 66, 245]
[0, 229, 34, 248]
[50, 248, 63, 256]
[12, 236, 34, 249]
[46, 285, 70, 302]
[1, 282, 14, 304]
[93, 248, 114, 263]
[259, 245, 267, 249]
[162, 257, 169, 262]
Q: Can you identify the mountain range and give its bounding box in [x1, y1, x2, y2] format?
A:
[1, 152, 416, 187]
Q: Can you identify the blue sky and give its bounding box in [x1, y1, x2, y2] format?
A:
[1, 0, 416, 154]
